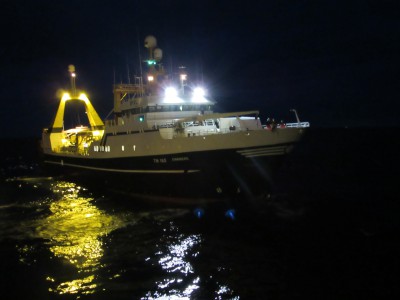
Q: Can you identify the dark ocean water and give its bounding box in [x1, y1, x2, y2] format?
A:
[0, 129, 399, 299]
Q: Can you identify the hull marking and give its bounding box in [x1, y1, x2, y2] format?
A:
[44, 160, 200, 174]
[237, 146, 287, 157]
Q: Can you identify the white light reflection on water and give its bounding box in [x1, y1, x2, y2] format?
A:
[18, 180, 128, 296]
[143, 222, 202, 299]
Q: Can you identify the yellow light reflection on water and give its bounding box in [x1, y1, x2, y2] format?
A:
[48, 275, 96, 295]
[33, 181, 125, 295]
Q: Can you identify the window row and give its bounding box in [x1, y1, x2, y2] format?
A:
[93, 145, 111, 152]
[93, 145, 136, 152]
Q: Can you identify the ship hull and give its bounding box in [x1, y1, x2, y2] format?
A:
[42, 145, 289, 202]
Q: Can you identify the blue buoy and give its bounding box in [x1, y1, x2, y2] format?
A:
[194, 208, 204, 219]
[225, 209, 236, 220]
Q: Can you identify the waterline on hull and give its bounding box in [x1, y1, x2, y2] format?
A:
[44, 160, 200, 174]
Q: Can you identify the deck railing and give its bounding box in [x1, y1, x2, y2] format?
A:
[284, 122, 310, 128]
[180, 122, 310, 137]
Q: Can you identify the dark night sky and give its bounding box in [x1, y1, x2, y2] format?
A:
[1, 0, 399, 137]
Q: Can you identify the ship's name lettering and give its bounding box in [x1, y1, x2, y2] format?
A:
[171, 157, 189, 161]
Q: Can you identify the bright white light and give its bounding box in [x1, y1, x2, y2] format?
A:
[148, 75, 154, 82]
[192, 87, 208, 103]
[164, 87, 183, 103]
[193, 87, 205, 97]
[165, 87, 178, 98]
[92, 130, 101, 137]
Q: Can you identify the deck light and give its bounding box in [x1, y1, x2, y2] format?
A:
[164, 87, 183, 103]
[193, 87, 205, 97]
[192, 87, 207, 103]
[78, 93, 89, 103]
[165, 87, 177, 97]
[61, 93, 71, 102]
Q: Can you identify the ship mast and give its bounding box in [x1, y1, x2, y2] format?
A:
[68, 64, 77, 97]
[144, 35, 164, 93]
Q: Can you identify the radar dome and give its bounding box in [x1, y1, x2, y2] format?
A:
[153, 48, 163, 61]
[144, 35, 157, 48]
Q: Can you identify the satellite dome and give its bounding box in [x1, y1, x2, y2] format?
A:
[144, 35, 157, 48]
[153, 48, 163, 61]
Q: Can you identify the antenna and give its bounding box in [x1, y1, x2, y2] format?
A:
[126, 59, 131, 84]
[136, 28, 143, 88]
[179, 66, 187, 95]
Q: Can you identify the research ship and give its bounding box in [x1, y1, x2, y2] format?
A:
[41, 35, 309, 200]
